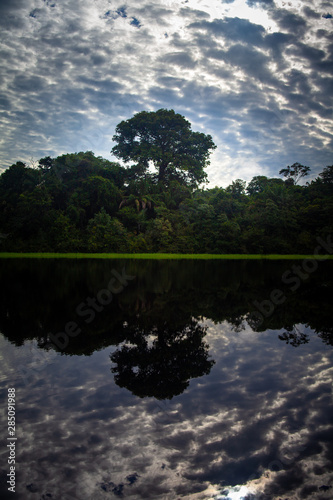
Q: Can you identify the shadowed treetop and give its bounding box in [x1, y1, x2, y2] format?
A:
[279, 162, 310, 185]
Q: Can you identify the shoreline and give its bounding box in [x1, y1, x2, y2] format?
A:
[0, 253, 333, 260]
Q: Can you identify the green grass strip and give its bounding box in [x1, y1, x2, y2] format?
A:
[0, 253, 332, 259]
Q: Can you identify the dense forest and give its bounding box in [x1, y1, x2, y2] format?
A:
[0, 150, 332, 253]
[0, 109, 332, 254]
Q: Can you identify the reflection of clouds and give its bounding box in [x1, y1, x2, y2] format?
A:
[0, 318, 333, 499]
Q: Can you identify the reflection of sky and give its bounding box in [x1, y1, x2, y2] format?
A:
[0, 320, 333, 500]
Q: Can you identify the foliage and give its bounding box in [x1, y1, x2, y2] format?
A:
[279, 162, 310, 185]
[111, 108, 216, 188]
[0, 149, 332, 254]
[87, 208, 128, 252]
[319, 165, 333, 184]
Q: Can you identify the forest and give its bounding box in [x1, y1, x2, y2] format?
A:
[0, 110, 332, 254]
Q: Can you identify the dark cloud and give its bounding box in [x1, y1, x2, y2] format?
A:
[156, 76, 187, 88]
[264, 32, 295, 68]
[178, 7, 210, 19]
[0, 94, 11, 110]
[302, 6, 321, 19]
[10, 75, 46, 93]
[264, 31, 295, 52]
[247, 107, 283, 125]
[160, 51, 197, 69]
[223, 44, 275, 83]
[0, 0, 29, 14]
[286, 42, 326, 63]
[316, 28, 333, 40]
[313, 58, 333, 74]
[189, 17, 266, 47]
[272, 9, 308, 36]
[89, 53, 107, 66]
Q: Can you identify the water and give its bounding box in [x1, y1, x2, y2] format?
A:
[0, 259, 332, 499]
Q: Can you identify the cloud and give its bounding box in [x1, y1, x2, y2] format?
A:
[246, 0, 274, 7]
[0, 0, 332, 186]
[224, 44, 274, 83]
[189, 17, 266, 47]
[116, 6, 127, 18]
[0, 0, 30, 14]
[160, 51, 197, 69]
[178, 7, 211, 20]
[271, 8, 308, 36]
[10, 75, 46, 93]
[302, 6, 321, 19]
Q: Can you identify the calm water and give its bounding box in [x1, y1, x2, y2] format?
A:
[0, 259, 332, 499]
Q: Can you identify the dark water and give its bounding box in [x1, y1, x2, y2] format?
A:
[0, 259, 332, 499]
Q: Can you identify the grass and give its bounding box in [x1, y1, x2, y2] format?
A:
[0, 253, 332, 259]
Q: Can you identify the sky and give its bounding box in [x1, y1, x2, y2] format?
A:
[0, 0, 332, 187]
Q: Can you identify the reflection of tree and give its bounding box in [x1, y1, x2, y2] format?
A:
[0, 259, 332, 356]
[278, 325, 310, 347]
[110, 319, 215, 399]
[229, 317, 246, 333]
[313, 326, 333, 347]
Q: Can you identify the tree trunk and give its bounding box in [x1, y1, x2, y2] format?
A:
[158, 161, 168, 183]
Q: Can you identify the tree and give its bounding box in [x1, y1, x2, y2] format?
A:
[319, 165, 333, 184]
[111, 109, 216, 188]
[0, 162, 40, 201]
[38, 156, 54, 172]
[279, 162, 310, 185]
[146, 217, 173, 252]
[86, 208, 128, 252]
[246, 176, 268, 195]
[226, 179, 246, 198]
[48, 212, 82, 252]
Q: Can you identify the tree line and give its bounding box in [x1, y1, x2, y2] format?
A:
[0, 109, 332, 253]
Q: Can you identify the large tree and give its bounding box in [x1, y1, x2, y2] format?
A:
[111, 108, 216, 188]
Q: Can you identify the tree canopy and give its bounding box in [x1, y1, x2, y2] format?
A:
[279, 162, 310, 185]
[0, 149, 332, 254]
[111, 109, 216, 188]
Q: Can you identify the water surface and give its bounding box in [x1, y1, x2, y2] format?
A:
[0, 259, 332, 499]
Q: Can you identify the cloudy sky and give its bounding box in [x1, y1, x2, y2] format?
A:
[0, 0, 332, 186]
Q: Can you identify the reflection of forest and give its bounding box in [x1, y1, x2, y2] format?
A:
[0, 258, 332, 355]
